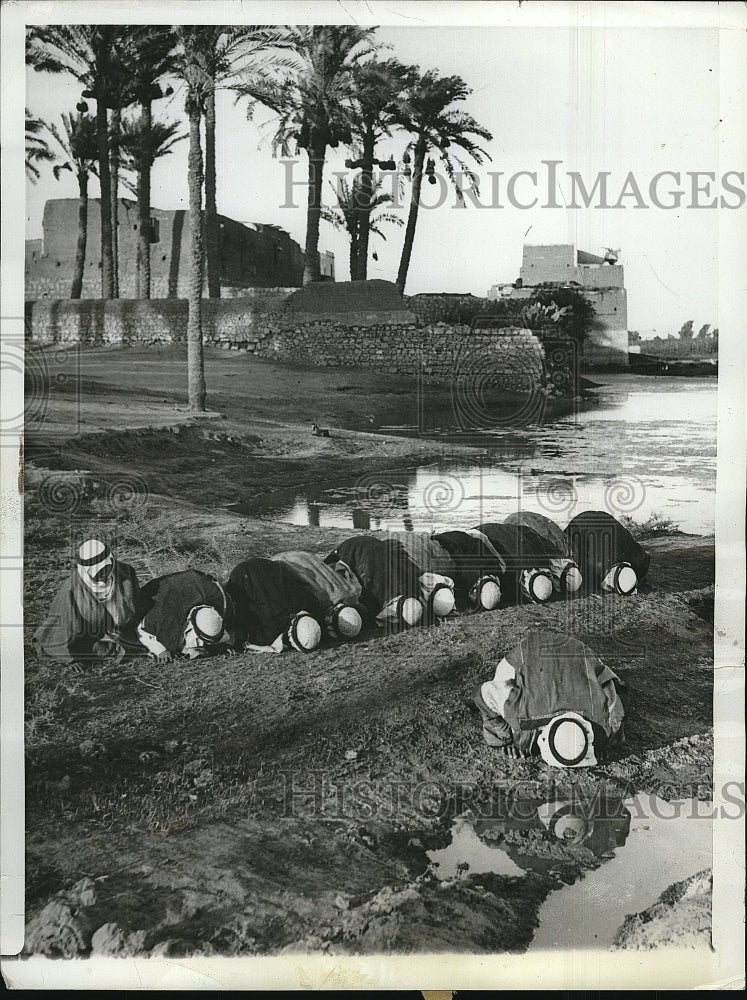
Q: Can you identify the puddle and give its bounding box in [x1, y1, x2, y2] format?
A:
[427, 817, 526, 880]
[233, 376, 717, 535]
[529, 794, 713, 951]
[420, 788, 711, 951]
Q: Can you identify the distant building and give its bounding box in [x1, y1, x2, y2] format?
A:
[486, 282, 516, 301]
[319, 250, 336, 282]
[25, 198, 335, 300]
[489, 244, 629, 364]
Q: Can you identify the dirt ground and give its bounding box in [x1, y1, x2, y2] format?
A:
[19, 345, 715, 958]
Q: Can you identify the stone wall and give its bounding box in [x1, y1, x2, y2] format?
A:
[27, 300, 548, 393]
[253, 321, 545, 393]
[27, 299, 260, 347]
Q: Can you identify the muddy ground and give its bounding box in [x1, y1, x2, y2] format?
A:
[20, 345, 715, 957]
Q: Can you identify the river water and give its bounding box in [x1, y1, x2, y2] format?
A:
[241, 375, 717, 536]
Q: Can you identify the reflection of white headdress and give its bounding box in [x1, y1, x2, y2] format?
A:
[537, 800, 594, 843]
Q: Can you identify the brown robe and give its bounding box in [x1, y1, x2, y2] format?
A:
[33, 561, 141, 664]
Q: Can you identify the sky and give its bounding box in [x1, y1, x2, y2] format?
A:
[23, 7, 739, 336]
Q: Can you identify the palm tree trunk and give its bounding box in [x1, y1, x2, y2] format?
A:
[109, 106, 121, 298]
[303, 139, 326, 285]
[96, 95, 114, 298]
[355, 128, 375, 281]
[349, 233, 359, 281]
[71, 171, 88, 299]
[204, 86, 221, 298]
[395, 137, 426, 295]
[187, 101, 206, 412]
[137, 97, 153, 299]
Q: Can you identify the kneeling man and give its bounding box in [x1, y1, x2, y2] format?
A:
[324, 536, 424, 629]
[33, 539, 141, 666]
[270, 550, 364, 640]
[472, 630, 626, 766]
[226, 557, 324, 654]
[565, 510, 650, 595]
[137, 568, 233, 662]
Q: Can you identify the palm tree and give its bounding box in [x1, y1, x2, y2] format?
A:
[27, 26, 134, 298]
[173, 27, 210, 412]
[25, 108, 55, 182]
[118, 115, 185, 296]
[392, 69, 492, 294]
[109, 104, 123, 297]
[105, 29, 172, 298]
[347, 59, 414, 280]
[168, 27, 292, 299]
[235, 25, 378, 284]
[174, 26, 287, 409]
[44, 112, 99, 298]
[321, 175, 403, 279]
[124, 27, 177, 299]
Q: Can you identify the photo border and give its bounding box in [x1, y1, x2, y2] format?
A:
[2, 0, 744, 989]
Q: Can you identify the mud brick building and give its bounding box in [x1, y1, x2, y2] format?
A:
[25, 198, 335, 300]
[489, 243, 629, 364]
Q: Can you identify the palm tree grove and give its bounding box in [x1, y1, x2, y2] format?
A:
[26, 24, 492, 411]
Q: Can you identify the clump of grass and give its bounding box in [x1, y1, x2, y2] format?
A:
[115, 507, 232, 581]
[619, 512, 683, 540]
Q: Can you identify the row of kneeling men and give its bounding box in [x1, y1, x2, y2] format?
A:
[33, 510, 651, 666]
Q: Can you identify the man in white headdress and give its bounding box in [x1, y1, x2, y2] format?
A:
[136, 568, 234, 662]
[387, 532, 456, 619]
[33, 539, 141, 665]
[472, 630, 626, 765]
[270, 550, 365, 641]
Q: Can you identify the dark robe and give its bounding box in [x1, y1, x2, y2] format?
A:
[430, 530, 506, 609]
[480, 631, 626, 757]
[33, 561, 140, 664]
[387, 531, 457, 579]
[324, 536, 421, 617]
[564, 510, 651, 591]
[269, 550, 362, 610]
[225, 557, 324, 648]
[138, 569, 233, 655]
[474, 521, 552, 604]
[503, 511, 572, 558]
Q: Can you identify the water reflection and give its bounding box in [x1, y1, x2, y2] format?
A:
[427, 787, 633, 883]
[530, 793, 713, 951]
[232, 377, 716, 536]
[423, 785, 712, 951]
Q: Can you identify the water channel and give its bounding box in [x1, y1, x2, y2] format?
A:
[234, 375, 717, 536]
